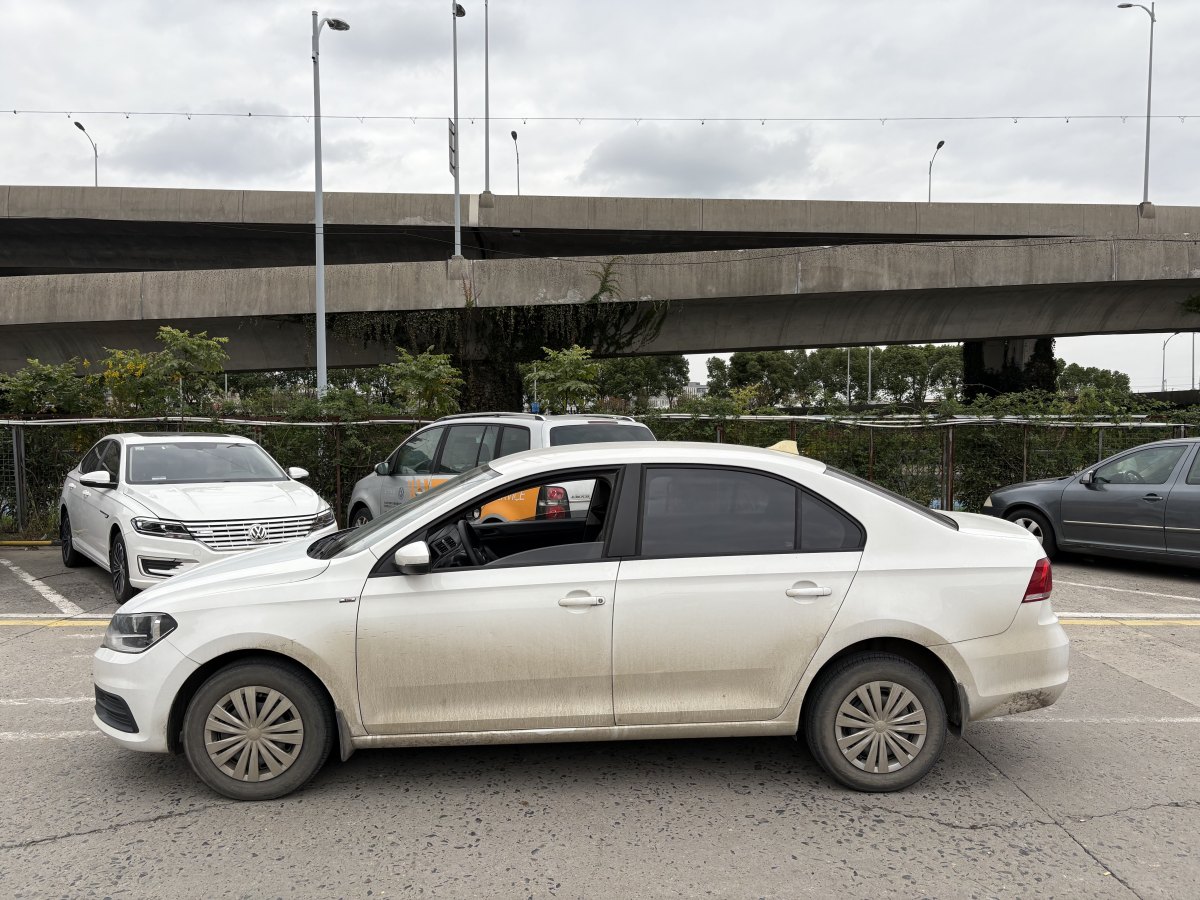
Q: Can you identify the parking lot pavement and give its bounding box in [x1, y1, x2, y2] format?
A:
[0, 550, 1197, 898]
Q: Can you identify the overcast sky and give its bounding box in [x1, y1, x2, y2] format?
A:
[5, 0, 1200, 390]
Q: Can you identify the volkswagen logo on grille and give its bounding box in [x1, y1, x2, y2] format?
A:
[247, 523, 269, 543]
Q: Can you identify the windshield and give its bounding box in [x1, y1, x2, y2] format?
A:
[548, 423, 655, 446]
[126, 441, 286, 485]
[317, 464, 501, 559]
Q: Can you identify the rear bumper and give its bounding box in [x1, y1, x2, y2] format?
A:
[932, 601, 1069, 722]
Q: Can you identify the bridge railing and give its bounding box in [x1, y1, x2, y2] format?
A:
[0, 414, 1190, 536]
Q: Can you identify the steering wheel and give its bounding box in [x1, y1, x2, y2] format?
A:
[1123, 471, 1145, 484]
[457, 519, 486, 567]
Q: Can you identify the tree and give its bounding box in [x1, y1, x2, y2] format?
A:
[705, 357, 731, 398]
[0, 358, 104, 416]
[728, 351, 797, 407]
[101, 327, 230, 415]
[595, 355, 690, 412]
[382, 348, 464, 421]
[523, 345, 599, 413]
[1057, 363, 1131, 395]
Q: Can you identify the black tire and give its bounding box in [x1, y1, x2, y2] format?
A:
[349, 505, 373, 528]
[182, 659, 334, 801]
[805, 652, 947, 793]
[1004, 508, 1058, 558]
[108, 530, 138, 605]
[60, 511, 87, 568]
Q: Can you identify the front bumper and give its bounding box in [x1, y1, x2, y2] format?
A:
[92, 638, 199, 753]
[932, 600, 1070, 722]
[126, 523, 337, 590]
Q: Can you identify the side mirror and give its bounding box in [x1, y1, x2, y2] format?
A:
[80, 470, 114, 489]
[1079, 470, 1095, 485]
[288, 467, 309, 480]
[374, 462, 389, 476]
[394, 540, 431, 575]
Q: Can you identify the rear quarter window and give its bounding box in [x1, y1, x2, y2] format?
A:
[548, 423, 655, 446]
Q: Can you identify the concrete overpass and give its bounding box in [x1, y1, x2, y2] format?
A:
[4, 184, 1200, 275]
[3, 237, 1198, 371]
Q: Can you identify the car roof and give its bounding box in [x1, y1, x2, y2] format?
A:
[432, 412, 643, 425]
[488, 441, 827, 477]
[107, 432, 254, 445]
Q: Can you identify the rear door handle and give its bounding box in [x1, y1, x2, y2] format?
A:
[558, 596, 605, 608]
[1142, 493, 1163, 502]
[786, 586, 832, 598]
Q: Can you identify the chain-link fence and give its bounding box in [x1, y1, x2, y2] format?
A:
[0, 414, 1192, 536]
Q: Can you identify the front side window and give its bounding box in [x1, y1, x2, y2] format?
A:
[101, 442, 122, 480]
[78, 442, 104, 475]
[125, 442, 286, 485]
[639, 467, 797, 558]
[393, 427, 444, 475]
[1096, 445, 1187, 486]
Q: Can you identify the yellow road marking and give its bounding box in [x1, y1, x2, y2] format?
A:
[1060, 618, 1200, 627]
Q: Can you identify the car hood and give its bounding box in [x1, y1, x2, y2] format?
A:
[944, 510, 1039, 542]
[122, 480, 323, 521]
[994, 476, 1071, 493]
[123, 537, 329, 612]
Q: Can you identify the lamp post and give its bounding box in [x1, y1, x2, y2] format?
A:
[73, 121, 97, 187]
[1117, 3, 1156, 216]
[511, 130, 520, 195]
[311, 11, 350, 397]
[927, 140, 944, 203]
[1162, 331, 1181, 392]
[451, 3, 466, 258]
[479, 0, 493, 208]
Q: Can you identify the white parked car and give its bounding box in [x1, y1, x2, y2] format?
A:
[61, 433, 337, 603]
[93, 442, 1068, 801]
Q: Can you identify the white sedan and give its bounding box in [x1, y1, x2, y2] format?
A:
[92, 442, 1068, 800]
[61, 433, 337, 603]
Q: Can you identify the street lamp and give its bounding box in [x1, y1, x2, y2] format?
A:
[927, 140, 944, 203]
[479, 0, 493, 208]
[311, 10, 350, 397]
[73, 121, 97, 187]
[1161, 330, 1181, 391]
[1117, 2, 1156, 217]
[511, 130, 520, 195]
[451, 2, 466, 259]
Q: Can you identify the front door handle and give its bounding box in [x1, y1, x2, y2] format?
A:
[786, 586, 832, 598]
[558, 595, 605, 608]
[1142, 493, 1163, 502]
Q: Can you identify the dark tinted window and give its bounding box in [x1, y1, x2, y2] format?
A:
[101, 442, 121, 479]
[1187, 449, 1200, 485]
[79, 443, 103, 475]
[498, 426, 531, 457]
[801, 490, 865, 552]
[640, 467, 797, 557]
[549, 423, 655, 446]
[437, 425, 489, 474]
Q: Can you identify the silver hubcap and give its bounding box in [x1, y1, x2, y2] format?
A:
[204, 686, 305, 782]
[1013, 517, 1044, 544]
[835, 681, 927, 773]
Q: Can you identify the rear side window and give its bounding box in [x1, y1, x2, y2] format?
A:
[801, 490, 865, 552]
[498, 426, 531, 457]
[1188, 449, 1200, 485]
[639, 467, 797, 557]
[549, 423, 655, 446]
[437, 425, 490, 474]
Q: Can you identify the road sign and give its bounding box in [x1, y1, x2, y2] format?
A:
[448, 118, 457, 175]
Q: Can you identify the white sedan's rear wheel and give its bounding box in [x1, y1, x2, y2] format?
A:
[805, 653, 947, 792]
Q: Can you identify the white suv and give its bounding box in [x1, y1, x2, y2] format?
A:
[346, 413, 655, 527]
[60, 433, 337, 603]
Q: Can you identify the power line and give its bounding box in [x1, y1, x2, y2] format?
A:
[5, 108, 1198, 125]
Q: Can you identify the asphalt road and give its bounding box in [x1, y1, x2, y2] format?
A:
[0, 548, 1197, 899]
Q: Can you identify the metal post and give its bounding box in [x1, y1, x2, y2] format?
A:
[846, 348, 852, 405]
[1022, 424, 1029, 481]
[451, 3, 464, 259]
[867, 347, 873, 403]
[511, 130, 521, 195]
[946, 425, 955, 511]
[12, 425, 27, 533]
[927, 140, 944, 203]
[312, 11, 328, 395]
[1098, 429, 1105, 463]
[1142, 3, 1155, 206]
[480, 0, 492, 206]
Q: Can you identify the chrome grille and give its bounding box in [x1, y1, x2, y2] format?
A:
[186, 515, 317, 552]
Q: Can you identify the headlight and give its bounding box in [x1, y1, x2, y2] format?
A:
[310, 507, 336, 532]
[982, 496, 993, 508]
[132, 517, 194, 540]
[102, 612, 178, 653]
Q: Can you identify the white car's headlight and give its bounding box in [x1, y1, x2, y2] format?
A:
[103, 612, 178, 653]
[310, 508, 336, 532]
[132, 517, 194, 540]
[983, 496, 993, 508]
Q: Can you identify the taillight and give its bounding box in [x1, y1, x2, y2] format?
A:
[537, 485, 570, 520]
[1023, 558, 1053, 602]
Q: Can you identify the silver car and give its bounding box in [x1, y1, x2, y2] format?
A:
[346, 413, 656, 527]
[983, 437, 1200, 566]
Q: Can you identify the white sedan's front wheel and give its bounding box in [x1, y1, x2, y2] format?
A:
[182, 660, 334, 801]
[805, 653, 947, 792]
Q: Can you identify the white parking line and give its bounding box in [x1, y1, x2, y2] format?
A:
[0, 613, 110, 620]
[1057, 580, 1200, 604]
[0, 731, 100, 741]
[983, 716, 1200, 724]
[0, 697, 91, 706]
[0, 559, 84, 616]
[1058, 612, 1200, 619]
